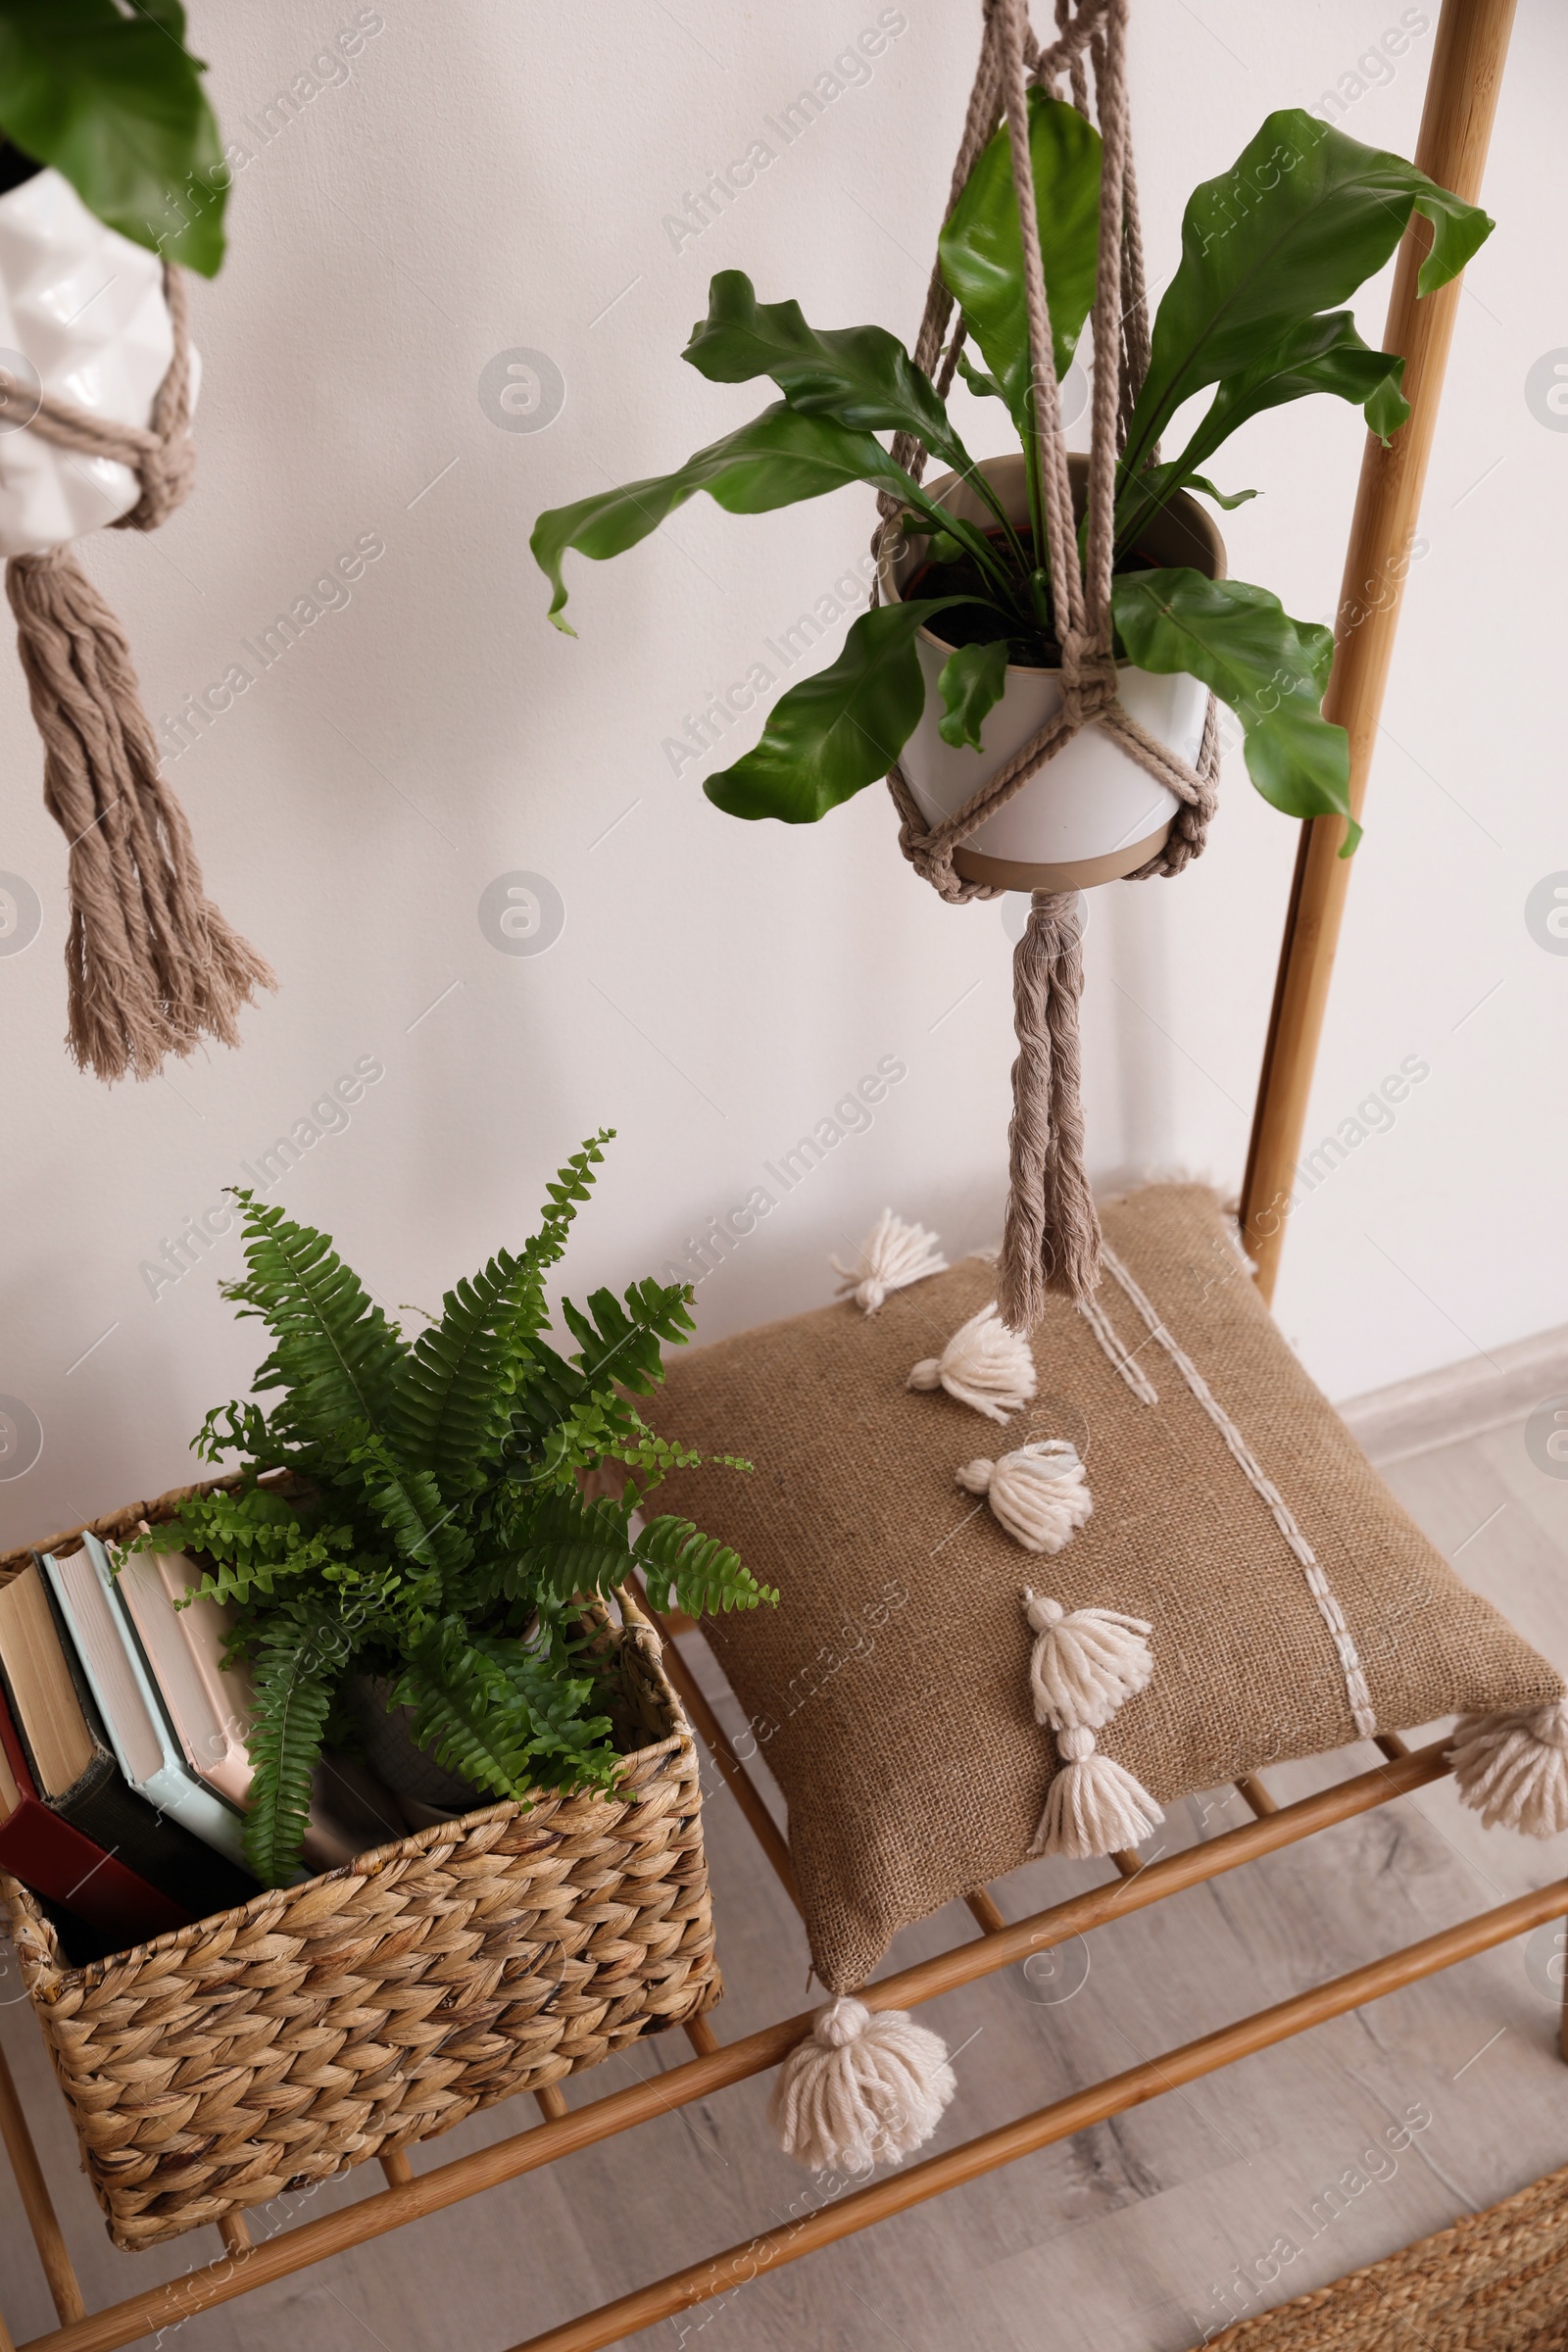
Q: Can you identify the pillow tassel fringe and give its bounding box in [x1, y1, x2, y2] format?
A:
[908, 1301, 1037, 1421]
[1449, 1697, 1568, 1837]
[831, 1210, 948, 1314]
[1030, 1724, 1164, 1860]
[1024, 1592, 1153, 1730]
[772, 1993, 956, 2173]
[957, 1440, 1092, 1553]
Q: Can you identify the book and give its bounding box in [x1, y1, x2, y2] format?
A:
[96, 1539, 405, 1879]
[0, 1679, 192, 1943]
[114, 1539, 256, 1810]
[0, 1560, 258, 1919]
[41, 1536, 252, 1873]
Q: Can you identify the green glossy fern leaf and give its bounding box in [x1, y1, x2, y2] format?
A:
[242, 1616, 336, 1885]
[635, 1514, 774, 1615]
[389, 1246, 543, 1492]
[225, 1192, 407, 1448]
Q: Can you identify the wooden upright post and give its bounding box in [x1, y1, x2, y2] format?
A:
[1240, 0, 1518, 1298]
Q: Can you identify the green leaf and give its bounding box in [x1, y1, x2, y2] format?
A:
[938, 636, 1009, 752]
[955, 347, 1004, 403]
[1110, 567, 1356, 847]
[1143, 316, 1408, 532]
[530, 403, 922, 631]
[241, 1617, 335, 1886]
[635, 1515, 773, 1616]
[0, 0, 226, 274]
[1126, 110, 1491, 482]
[1184, 473, 1259, 512]
[683, 270, 967, 469]
[223, 1192, 408, 1450]
[705, 596, 982, 823]
[938, 88, 1102, 428]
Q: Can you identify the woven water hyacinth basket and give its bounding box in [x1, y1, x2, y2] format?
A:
[0, 1482, 720, 2251]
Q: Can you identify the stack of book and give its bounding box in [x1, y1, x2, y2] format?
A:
[0, 1533, 406, 1959]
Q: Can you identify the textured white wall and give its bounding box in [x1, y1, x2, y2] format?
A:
[0, 0, 1563, 1545]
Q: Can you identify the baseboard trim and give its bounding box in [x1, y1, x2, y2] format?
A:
[1339, 1324, 1568, 1467]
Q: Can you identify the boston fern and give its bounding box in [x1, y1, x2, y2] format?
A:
[532, 103, 1490, 848]
[130, 1133, 769, 1887]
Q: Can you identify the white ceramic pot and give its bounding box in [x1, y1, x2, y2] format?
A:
[0, 168, 199, 558]
[881, 453, 1225, 892]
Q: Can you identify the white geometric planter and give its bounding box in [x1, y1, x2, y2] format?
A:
[880, 453, 1225, 894]
[0, 168, 199, 558]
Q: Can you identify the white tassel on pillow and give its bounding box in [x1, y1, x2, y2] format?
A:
[1450, 1698, 1568, 1837]
[1024, 1592, 1153, 1731]
[772, 1994, 956, 2174]
[1030, 1725, 1165, 1860]
[908, 1302, 1037, 1422]
[956, 1440, 1092, 1554]
[831, 1210, 948, 1314]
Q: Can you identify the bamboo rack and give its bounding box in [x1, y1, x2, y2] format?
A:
[0, 2, 1536, 2345]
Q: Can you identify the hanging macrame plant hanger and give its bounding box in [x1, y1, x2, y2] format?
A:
[0, 267, 272, 1084]
[874, 0, 1216, 1328]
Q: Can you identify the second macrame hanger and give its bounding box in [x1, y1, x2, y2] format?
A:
[874, 0, 1220, 1329]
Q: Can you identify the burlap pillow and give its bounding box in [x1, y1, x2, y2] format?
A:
[646, 1185, 1563, 1992]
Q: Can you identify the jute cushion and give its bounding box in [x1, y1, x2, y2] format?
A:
[646, 1185, 1562, 1992]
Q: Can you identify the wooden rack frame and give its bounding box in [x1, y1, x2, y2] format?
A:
[0, 2, 1540, 2346]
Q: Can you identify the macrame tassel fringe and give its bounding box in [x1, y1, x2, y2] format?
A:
[832, 1209, 948, 1314]
[772, 1994, 956, 2173]
[7, 548, 273, 1081]
[1029, 1723, 1164, 1860]
[957, 1439, 1092, 1554]
[1449, 1698, 1568, 1838]
[996, 891, 1102, 1330]
[908, 1301, 1037, 1421]
[1024, 1591, 1153, 1730]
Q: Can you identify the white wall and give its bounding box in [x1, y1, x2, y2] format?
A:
[0, 0, 1563, 1546]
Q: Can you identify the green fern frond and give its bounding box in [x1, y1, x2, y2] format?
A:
[523, 1131, 612, 1276]
[389, 1247, 542, 1492]
[634, 1514, 773, 1615]
[392, 1621, 539, 1801]
[474, 1489, 636, 1609]
[560, 1277, 694, 1397]
[242, 1616, 336, 1886]
[346, 1436, 471, 1581]
[224, 1192, 408, 1448]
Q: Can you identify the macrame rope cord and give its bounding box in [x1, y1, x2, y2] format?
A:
[0, 264, 273, 1081]
[874, 0, 1221, 1326]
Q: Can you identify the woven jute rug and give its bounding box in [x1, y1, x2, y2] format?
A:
[1204, 2162, 1568, 2351]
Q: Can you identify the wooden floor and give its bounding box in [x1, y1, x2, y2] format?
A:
[2, 1410, 1565, 2352]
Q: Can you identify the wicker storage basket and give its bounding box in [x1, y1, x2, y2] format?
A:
[0, 1481, 721, 2251]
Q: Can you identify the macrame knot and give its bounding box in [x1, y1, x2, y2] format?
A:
[771, 1994, 956, 2174]
[956, 1438, 1091, 1553]
[907, 1301, 1036, 1421]
[831, 1210, 948, 1314]
[118, 425, 196, 532]
[1057, 631, 1118, 730]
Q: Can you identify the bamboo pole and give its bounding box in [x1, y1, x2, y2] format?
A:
[1240, 0, 1518, 1295]
[15, 1741, 1450, 2352]
[503, 1876, 1568, 2352]
[0, 2041, 85, 2326]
